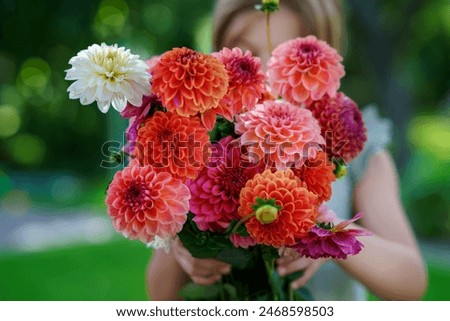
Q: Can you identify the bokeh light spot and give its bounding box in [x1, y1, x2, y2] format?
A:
[0, 105, 21, 138]
[94, 0, 129, 36]
[7, 134, 46, 166]
[408, 114, 450, 160]
[18, 58, 51, 90]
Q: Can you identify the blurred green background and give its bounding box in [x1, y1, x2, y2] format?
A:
[0, 0, 448, 300]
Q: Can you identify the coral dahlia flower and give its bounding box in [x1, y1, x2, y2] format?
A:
[105, 164, 190, 244]
[292, 150, 335, 203]
[292, 213, 371, 259]
[238, 169, 318, 247]
[307, 92, 367, 163]
[187, 136, 261, 232]
[151, 47, 228, 122]
[235, 100, 325, 170]
[267, 36, 345, 106]
[212, 47, 266, 120]
[135, 111, 210, 181]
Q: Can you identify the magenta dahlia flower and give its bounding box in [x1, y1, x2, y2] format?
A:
[105, 163, 190, 244]
[292, 213, 371, 259]
[267, 36, 345, 106]
[235, 100, 325, 170]
[186, 136, 261, 232]
[307, 92, 367, 163]
[212, 47, 266, 120]
[120, 94, 159, 153]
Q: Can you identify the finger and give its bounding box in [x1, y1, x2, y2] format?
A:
[277, 257, 310, 276]
[276, 249, 300, 265]
[173, 240, 231, 276]
[191, 274, 222, 286]
[291, 260, 322, 289]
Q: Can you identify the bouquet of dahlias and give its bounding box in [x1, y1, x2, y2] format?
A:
[65, 3, 370, 301]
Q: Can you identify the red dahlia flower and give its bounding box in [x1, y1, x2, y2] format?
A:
[292, 150, 335, 203]
[213, 47, 266, 120]
[135, 111, 210, 181]
[307, 92, 367, 163]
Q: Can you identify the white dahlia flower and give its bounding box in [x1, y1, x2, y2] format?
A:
[65, 43, 151, 113]
[147, 235, 174, 253]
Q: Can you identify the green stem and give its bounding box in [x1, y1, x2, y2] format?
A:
[289, 283, 294, 301]
[219, 277, 225, 300]
[229, 212, 255, 235]
[266, 11, 273, 55]
[264, 255, 279, 301]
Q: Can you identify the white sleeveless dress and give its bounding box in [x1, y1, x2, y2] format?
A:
[307, 105, 393, 300]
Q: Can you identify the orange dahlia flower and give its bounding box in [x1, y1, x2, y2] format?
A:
[135, 111, 210, 181]
[293, 150, 335, 203]
[238, 169, 318, 247]
[105, 163, 190, 244]
[151, 47, 228, 120]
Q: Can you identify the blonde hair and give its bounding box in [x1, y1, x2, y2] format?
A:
[212, 0, 346, 53]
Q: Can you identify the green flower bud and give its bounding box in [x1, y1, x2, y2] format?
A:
[255, 204, 279, 224]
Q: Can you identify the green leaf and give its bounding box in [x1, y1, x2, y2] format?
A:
[261, 245, 279, 262]
[252, 197, 282, 211]
[223, 283, 238, 300]
[216, 248, 254, 269]
[178, 282, 221, 301]
[178, 213, 253, 269]
[225, 219, 249, 237]
[209, 116, 236, 141]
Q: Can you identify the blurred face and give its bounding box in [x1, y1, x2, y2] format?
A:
[222, 7, 305, 68]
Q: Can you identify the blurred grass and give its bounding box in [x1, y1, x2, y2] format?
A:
[0, 240, 448, 300]
[0, 240, 150, 300]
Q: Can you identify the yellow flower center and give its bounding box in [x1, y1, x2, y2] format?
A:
[92, 47, 128, 82]
[255, 204, 279, 224]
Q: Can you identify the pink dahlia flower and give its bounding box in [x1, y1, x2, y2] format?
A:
[212, 47, 266, 120]
[186, 136, 261, 232]
[307, 92, 367, 163]
[230, 234, 258, 249]
[105, 164, 190, 244]
[235, 100, 325, 170]
[292, 213, 371, 259]
[267, 36, 345, 106]
[145, 56, 161, 73]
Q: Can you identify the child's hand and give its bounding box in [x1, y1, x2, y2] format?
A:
[172, 238, 231, 285]
[276, 248, 328, 289]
